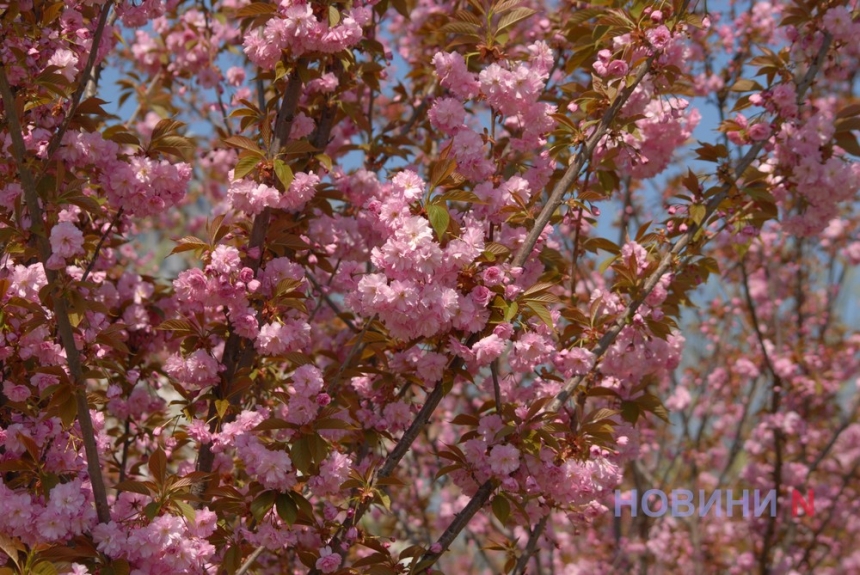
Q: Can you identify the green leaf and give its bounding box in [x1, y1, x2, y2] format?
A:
[168, 236, 210, 256]
[835, 132, 860, 156]
[115, 480, 152, 496]
[233, 153, 261, 180]
[496, 7, 536, 33]
[315, 153, 333, 171]
[276, 493, 298, 526]
[290, 437, 312, 474]
[143, 501, 161, 521]
[492, 494, 511, 523]
[222, 135, 264, 156]
[729, 78, 763, 92]
[620, 401, 640, 423]
[250, 490, 276, 522]
[148, 448, 167, 482]
[31, 561, 58, 575]
[235, 2, 276, 17]
[435, 463, 462, 480]
[504, 301, 518, 322]
[522, 282, 557, 297]
[173, 499, 196, 523]
[636, 392, 670, 422]
[439, 189, 484, 203]
[583, 237, 621, 255]
[525, 301, 553, 329]
[836, 103, 860, 119]
[375, 490, 392, 511]
[429, 158, 457, 187]
[441, 21, 481, 35]
[290, 491, 315, 520]
[427, 204, 450, 240]
[274, 159, 294, 189]
[689, 204, 707, 226]
[157, 319, 196, 335]
[307, 433, 329, 465]
[314, 417, 353, 430]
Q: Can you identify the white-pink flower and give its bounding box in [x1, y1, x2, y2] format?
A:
[488, 444, 521, 476]
[50, 221, 84, 258]
[315, 546, 342, 573]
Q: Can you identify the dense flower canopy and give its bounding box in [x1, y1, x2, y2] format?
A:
[1, 0, 859, 574]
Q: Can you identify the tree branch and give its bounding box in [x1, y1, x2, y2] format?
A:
[510, 49, 658, 269]
[42, 0, 116, 166]
[81, 208, 123, 284]
[514, 515, 550, 575]
[0, 68, 111, 524]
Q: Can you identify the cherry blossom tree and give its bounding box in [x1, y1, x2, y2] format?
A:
[1, 0, 858, 573]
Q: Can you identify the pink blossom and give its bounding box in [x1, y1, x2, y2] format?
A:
[3, 381, 31, 402]
[315, 546, 342, 573]
[606, 59, 629, 77]
[647, 25, 671, 50]
[429, 97, 466, 134]
[50, 222, 84, 258]
[488, 444, 521, 476]
[748, 123, 772, 141]
[432, 51, 480, 100]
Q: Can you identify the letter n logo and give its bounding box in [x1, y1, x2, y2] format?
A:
[791, 489, 814, 517]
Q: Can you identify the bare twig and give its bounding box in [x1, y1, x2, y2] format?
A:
[413, 481, 496, 571]
[81, 208, 123, 284]
[42, 0, 116, 166]
[236, 545, 266, 575]
[197, 69, 305, 477]
[513, 515, 550, 575]
[0, 69, 111, 524]
[326, 314, 377, 396]
[510, 49, 659, 269]
[491, 360, 502, 412]
[306, 272, 358, 332]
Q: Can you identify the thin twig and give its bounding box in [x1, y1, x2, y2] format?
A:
[41, 0, 116, 166]
[510, 49, 660, 270]
[236, 545, 265, 575]
[513, 515, 550, 575]
[197, 69, 305, 478]
[306, 272, 358, 332]
[0, 68, 111, 524]
[412, 481, 496, 571]
[81, 208, 123, 284]
[491, 360, 502, 412]
[326, 314, 377, 396]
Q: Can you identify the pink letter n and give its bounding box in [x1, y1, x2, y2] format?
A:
[791, 489, 814, 517]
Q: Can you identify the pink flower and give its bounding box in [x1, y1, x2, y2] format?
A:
[429, 97, 466, 134]
[472, 334, 505, 366]
[290, 112, 315, 139]
[207, 245, 242, 276]
[606, 60, 629, 77]
[391, 170, 425, 202]
[432, 51, 480, 100]
[226, 66, 245, 86]
[280, 172, 320, 211]
[47, 49, 79, 82]
[50, 221, 84, 258]
[488, 444, 521, 476]
[647, 25, 671, 50]
[2, 381, 31, 402]
[483, 266, 504, 286]
[553, 347, 595, 377]
[748, 123, 772, 141]
[315, 546, 342, 573]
